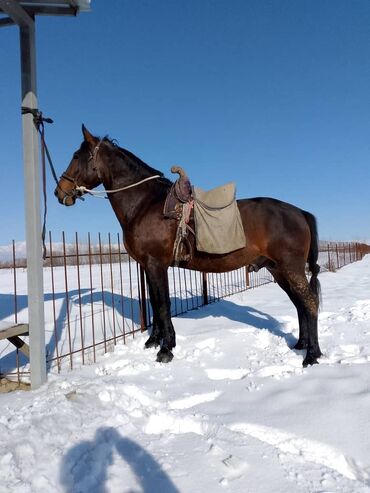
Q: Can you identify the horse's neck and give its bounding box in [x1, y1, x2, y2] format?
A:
[101, 150, 158, 190]
[101, 157, 165, 227]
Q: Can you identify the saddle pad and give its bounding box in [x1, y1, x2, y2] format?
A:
[193, 183, 246, 254]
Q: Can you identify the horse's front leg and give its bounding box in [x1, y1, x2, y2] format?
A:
[145, 261, 176, 363]
[144, 313, 161, 349]
[144, 279, 161, 349]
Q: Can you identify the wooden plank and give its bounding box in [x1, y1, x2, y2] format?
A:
[7, 336, 30, 358]
[0, 323, 29, 340]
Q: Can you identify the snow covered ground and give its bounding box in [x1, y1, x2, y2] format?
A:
[1, 256, 370, 492]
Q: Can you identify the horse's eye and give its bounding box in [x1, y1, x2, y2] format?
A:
[73, 153, 79, 159]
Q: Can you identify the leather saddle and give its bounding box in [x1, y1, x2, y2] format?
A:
[163, 166, 193, 220]
[163, 166, 194, 265]
[163, 166, 272, 272]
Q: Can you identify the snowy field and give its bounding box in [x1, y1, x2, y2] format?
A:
[1, 256, 370, 492]
[0, 261, 260, 375]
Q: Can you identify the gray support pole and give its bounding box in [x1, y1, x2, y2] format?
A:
[19, 20, 47, 389]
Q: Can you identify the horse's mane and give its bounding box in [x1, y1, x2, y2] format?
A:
[102, 136, 168, 181]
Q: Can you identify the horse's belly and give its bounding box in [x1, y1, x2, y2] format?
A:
[186, 248, 251, 274]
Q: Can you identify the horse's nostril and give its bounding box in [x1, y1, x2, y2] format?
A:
[54, 189, 58, 197]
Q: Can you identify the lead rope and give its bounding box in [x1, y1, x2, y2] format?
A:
[22, 107, 57, 259]
[75, 174, 161, 197]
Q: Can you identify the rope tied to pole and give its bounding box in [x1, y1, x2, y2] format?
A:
[22, 106, 56, 259]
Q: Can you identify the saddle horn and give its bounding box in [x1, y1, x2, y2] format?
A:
[171, 165, 188, 179]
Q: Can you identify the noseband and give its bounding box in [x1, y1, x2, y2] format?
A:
[58, 172, 85, 204]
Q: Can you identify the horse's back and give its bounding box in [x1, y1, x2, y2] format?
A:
[237, 197, 313, 261]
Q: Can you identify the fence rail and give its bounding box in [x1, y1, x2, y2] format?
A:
[0, 234, 368, 383]
[319, 241, 370, 272]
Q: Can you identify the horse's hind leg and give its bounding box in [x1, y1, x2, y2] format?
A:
[288, 271, 321, 366]
[145, 261, 176, 363]
[273, 265, 321, 367]
[270, 271, 308, 349]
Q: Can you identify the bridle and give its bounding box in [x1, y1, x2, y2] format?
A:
[58, 140, 161, 203]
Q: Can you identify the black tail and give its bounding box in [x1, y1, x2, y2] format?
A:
[303, 210, 321, 305]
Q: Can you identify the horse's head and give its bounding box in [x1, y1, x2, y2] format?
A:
[54, 125, 103, 206]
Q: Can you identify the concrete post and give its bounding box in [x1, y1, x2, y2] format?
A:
[19, 21, 47, 389]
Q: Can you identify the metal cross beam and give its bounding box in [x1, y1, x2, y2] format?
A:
[0, 0, 34, 26]
[0, 1, 90, 26]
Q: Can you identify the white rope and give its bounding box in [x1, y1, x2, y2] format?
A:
[75, 174, 161, 197]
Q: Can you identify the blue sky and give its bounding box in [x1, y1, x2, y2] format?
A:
[1, 0, 369, 245]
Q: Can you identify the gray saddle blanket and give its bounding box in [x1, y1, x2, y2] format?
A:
[193, 183, 246, 254]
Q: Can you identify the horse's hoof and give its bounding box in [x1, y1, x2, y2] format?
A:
[302, 354, 319, 367]
[145, 336, 160, 349]
[156, 348, 174, 363]
[294, 339, 308, 350]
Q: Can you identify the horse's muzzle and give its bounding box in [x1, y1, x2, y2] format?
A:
[54, 188, 76, 206]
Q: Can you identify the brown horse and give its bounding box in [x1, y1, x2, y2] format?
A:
[55, 126, 322, 366]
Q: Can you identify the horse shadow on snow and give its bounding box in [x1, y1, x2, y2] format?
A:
[177, 297, 297, 349]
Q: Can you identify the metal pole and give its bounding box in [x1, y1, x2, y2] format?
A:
[20, 21, 46, 389]
[202, 272, 208, 305]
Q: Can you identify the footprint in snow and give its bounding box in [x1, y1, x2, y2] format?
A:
[206, 368, 249, 381]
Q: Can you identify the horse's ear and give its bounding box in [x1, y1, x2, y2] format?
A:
[82, 124, 97, 147]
